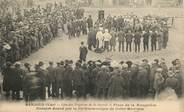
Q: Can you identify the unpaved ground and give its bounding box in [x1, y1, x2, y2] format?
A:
[22, 8, 184, 68]
[21, 9, 184, 99]
[0, 8, 183, 112]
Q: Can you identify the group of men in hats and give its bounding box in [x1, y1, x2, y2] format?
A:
[1, 58, 183, 101]
[65, 13, 93, 39]
[88, 14, 170, 53]
[0, 3, 85, 72]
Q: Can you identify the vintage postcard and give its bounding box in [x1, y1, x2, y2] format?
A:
[0, 0, 183, 112]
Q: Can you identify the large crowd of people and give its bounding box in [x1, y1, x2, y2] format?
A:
[0, 2, 173, 72]
[0, 3, 86, 71]
[0, 58, 183, 101]
[0, 1, 182, 102]
[87, 14, 171, 53]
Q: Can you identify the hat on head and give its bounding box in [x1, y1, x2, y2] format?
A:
[14, 62, 21, 66]
[57, 62, 61, 65]
[111, 61, 119, 68]
[156, 68, 163, 72]
[142, 59, 148, 63]
[49, 61, 53, 65]
[24, 63, 30, 67]
[69, 60, 73, 65]
[15, 61, 21, 65]
[95, 61, 101, 65]
[75, 62, 81, 67]
[154, 59, 159, 63]
[119, 61, 124, 65]
[126, 61, 133, 67]
[101, 65, 107, 68]
[87, 60, 93, 65]
[81, 41, 84, 45]
[65, 59, 69, 63]
[38, 61, 44, 66]
[6, 62, 12, 67]
[82, 63, 88, 69]
[122, 63, 128, 68]
[60, 61, 64, 65]
[102, 60, 111, 66]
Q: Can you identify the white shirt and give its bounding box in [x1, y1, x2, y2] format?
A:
[103, 32, 112, 42]
[96, 31, 104, 41]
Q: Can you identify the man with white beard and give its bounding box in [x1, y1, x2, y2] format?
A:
[96, 27, 104, 49]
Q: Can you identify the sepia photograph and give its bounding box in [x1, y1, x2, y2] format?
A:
[0, 0, 184, 112]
